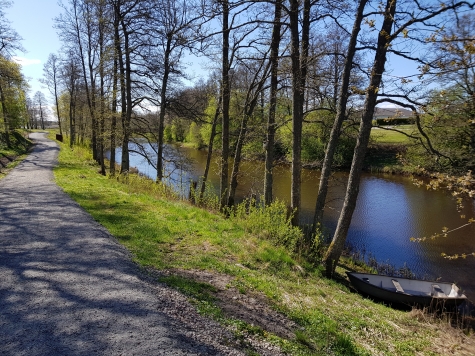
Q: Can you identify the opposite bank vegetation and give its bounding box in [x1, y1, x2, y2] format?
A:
[39, 131, 473, 356]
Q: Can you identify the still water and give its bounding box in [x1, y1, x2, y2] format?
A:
[111, 143, 475, 301]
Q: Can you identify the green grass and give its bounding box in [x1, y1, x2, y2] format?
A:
[370, 125, 415, 144]
[51, 134, 472, 356]
[0, 130, 32, 178]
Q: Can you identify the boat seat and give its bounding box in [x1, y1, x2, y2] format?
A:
[392, 279, 404, 293]
[431, 284, 447, 298]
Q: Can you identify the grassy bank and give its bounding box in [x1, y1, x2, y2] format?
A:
[52, 136, 473, 355]
[0, 130, 32, 178]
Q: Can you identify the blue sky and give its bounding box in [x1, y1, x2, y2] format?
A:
[4, 0, 444, 109]
[7, 0, 62, 98]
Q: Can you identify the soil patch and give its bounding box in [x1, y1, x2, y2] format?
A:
[153, 268, 298, 340]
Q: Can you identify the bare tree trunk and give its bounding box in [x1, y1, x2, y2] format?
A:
[52, 57, 63, 136]
[313, 0, 367, 229]
[156, 34, 172, 182]
[39, 102, 45, 130]
[220, 0, 230, 211]
[98, 1, 106, 176]
[119, 16, 130, 174]
[289, 0, 310, 226]
[199, 96, 221, 203]
[289, 0, 302, 226]
[323, 0, 396, 277]
[110, 24, 119, 176]
[72, 0, 98, 161]
[264, 0, 282, 206]
[228, 62, 270, 206]
[68, 71, 77, 148]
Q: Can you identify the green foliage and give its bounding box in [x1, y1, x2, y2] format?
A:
[185, 121, 204, 148]
[375, 118, 415, 126]
[232, 199, 302, 252]
[0, 129, 31, 175]
[0, 56, 28, 131]
[0, 129, 29, 151]
[198, 96, 220, 148]
[405, 87, 475, 173]
[242, 136, 264, 158]
[163, 125, 173, 142]
[171, 120, 186, 142]
[301, 132, 326, 163]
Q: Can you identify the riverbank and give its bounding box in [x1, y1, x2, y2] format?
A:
[51, 132, 475, 355]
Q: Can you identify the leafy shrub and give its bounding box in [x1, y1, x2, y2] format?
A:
[232, 199, 302, 251]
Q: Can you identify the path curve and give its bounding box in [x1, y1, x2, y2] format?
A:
[0, 133, 245, 355]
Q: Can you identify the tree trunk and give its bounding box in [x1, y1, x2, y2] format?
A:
[98, 2, 106, 176]
[228, 63, 270, 206]
[39, 103, 45, 130]
[110, 22, 119, 176]
[199, 96, 221, 203]
[323, 0, 397, 277]
[68, 72, 76, 148]
[313, 0, 367, 229]
[289, 0, 310, 226]
[264, 0, 282, 206]
[73, 1, 97, 161]
[119, 17, 130, 174]
[289, 0, 302, 226]
[220, 0, 230, 211]
[156, 35, 172, 182]
[53, 66, 62, 136]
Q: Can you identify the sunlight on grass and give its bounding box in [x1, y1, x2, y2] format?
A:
[52, 137, 473, 356]
[371, 126, 415, 144]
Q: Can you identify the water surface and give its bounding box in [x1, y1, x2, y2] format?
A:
[110, 143, 475, 301]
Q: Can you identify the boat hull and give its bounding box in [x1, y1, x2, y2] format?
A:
[346, 272, 467, 308]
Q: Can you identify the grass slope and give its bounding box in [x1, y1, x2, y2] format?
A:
[0, 130, 32, 178]
[52, 136, 473, 356]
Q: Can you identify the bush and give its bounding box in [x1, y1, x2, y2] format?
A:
[232, 199, 302, 251]
[375, 117, 415, 126]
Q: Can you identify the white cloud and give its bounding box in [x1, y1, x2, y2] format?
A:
[12, 56, 41, 66]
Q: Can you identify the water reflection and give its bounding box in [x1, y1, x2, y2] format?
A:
[109, 143, 475, 301]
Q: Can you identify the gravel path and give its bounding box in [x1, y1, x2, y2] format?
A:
[0, 133, 248, 355]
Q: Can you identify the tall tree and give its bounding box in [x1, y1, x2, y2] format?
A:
[144, 0, 199, 182]
[322, 0, 474, 277]
[60, 54, 81, 147]
[288, 0, 311, 225]
[0, 56, 27, 143]
[228, 59, 271, 206]
[0, 0, 23, 57]
[42, 53, 63, 135]
[264, 0, 283, 206]
[33, 91, 48, 130]
[313, 0, 367, 230]
[219, 0, 231, 211]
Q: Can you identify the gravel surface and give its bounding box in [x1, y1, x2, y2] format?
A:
[0, 132, 275, 355]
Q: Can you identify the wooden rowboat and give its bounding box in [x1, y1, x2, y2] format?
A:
[346, 272, 467, 308]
